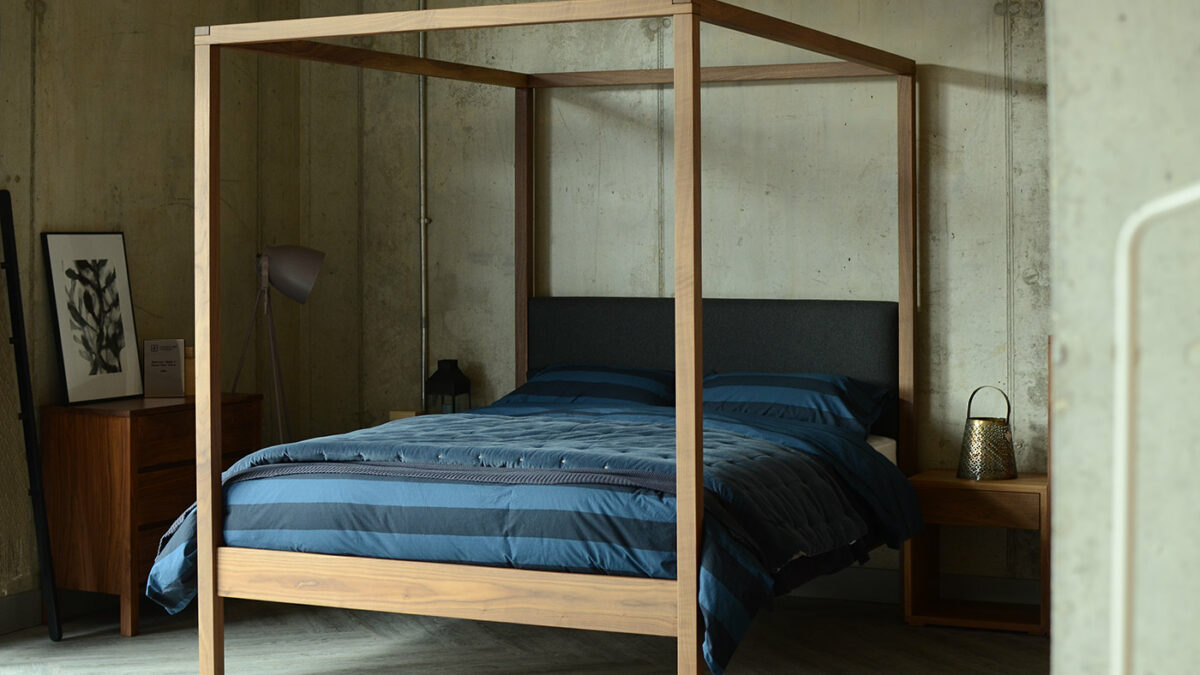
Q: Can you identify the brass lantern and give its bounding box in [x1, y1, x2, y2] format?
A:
[957, 386, 1018, 480]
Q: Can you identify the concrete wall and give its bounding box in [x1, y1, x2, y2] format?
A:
[255, 0, 369, 444]
[0, 0, 1051, 607]
[360, 1, 423, 418]
[0, 0, 259, 601]
[1046, 2, 1200, 672]
[0, 0, 38, 600]
[252, 0, 418, 444]
[397, 0, 1050, 577]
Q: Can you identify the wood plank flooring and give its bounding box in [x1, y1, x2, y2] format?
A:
[0, 596, 1049, 673]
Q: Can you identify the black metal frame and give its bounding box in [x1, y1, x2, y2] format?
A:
[1, 189, 62, 641]
[41, 231, 143, 405]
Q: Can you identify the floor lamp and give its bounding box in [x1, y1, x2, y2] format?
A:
[232, 244, 324, 443]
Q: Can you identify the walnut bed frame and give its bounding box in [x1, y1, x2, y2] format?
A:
[192, 2, 917, 672]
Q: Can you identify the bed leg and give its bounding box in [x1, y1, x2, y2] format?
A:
[677, 608, 703, 675]
[199, 596, 224, 674]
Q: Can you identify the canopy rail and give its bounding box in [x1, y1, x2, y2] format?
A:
[230, 39, 892, 89]
[196, 0, 914, 78]
[529, 61, 891, 88]
[230, 40, 530, 88]
[694, 0, 916, 75]
[195, 0, 693, 45]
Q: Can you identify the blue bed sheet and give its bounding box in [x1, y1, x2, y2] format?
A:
[147, 403, 920, 674]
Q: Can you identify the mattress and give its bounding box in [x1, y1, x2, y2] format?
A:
[867, 435, 898, 466]
[147, 404, 920, 674]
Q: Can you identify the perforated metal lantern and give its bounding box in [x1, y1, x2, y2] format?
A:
[957, 385, 1018, 480]
[426, 359, 472, 413]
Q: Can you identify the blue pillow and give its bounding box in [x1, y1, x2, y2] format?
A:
[495, 364, 674, 407]
[702, 372, 888, 435]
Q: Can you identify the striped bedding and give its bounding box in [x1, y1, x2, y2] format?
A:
[147, 403, 920, 674]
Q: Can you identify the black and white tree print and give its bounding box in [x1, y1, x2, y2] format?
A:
[64, 258, 125, 375]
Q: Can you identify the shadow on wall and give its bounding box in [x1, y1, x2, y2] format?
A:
[914, 64, 1047, 467]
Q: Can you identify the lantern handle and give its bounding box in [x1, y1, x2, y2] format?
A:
[966, 385, 1011, 423]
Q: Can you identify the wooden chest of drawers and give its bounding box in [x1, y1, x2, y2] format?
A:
[42, 394, 260, 636]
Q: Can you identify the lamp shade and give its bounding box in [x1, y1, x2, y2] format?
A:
[262, 245, 324, 303]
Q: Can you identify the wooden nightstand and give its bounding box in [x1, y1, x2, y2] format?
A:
[903, 469, 1050, 635]
[41, 393, 260, 636]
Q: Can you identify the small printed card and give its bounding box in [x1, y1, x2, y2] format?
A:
[143, 339, 185, 398]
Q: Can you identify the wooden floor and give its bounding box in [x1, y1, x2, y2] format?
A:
[0, 596, 1049, 673]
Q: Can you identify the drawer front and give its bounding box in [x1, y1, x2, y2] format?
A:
[221, 400, 260, 457]
[918, 487, 1040, 530]
[136, 465, 195, 528]
[134, 409, 195, 469]
[135, 453, 242, 528]
[134, 399, 260, 469]
[137, 525, 168, 582]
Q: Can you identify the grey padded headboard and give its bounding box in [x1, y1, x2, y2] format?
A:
[526, 297, 899, 437]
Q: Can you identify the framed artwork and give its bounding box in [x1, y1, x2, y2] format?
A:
[43, 232, 142, 403]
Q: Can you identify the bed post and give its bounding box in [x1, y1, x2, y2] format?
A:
[897, 73, 917, 476]
[515, 87, 535, 387]
[194, 40, 225, 675]
[673, 7, 703, 674]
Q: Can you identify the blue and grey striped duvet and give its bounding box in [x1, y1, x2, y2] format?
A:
[147, 403, 920, 674]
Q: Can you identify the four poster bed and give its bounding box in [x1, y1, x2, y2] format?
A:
[175, 1, 919, 673]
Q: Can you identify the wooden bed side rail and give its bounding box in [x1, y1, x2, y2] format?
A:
[694, 0, 916, 76]
[216, 547, 678, 637]
[195, 0, 691, 45]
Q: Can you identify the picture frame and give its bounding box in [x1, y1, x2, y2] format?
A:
[43, 232, 142, 403]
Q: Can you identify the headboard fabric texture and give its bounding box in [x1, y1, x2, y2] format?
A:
[526, 297, 899, 438]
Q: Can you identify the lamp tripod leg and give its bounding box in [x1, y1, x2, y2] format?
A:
[231, 286, 266, 393]
[264, 291, 290, 443]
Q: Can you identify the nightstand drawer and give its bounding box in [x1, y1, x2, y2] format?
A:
[135, 418, 195, 469]
[918, 487, 1040, 530]
[134, 399, 260, 469]
[137, 465, 196, 527]
[137, 526, 167, 581]
[136, 453, 241, 528]
[222, 404, 260, 458]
